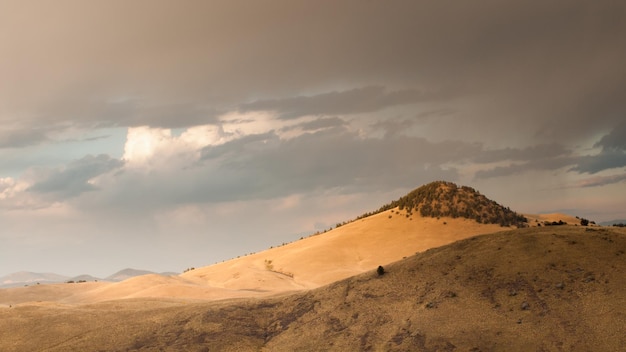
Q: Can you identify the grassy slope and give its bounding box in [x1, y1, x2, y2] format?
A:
[1, 226, 624, 351]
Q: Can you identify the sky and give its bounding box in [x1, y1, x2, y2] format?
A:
[1, 0, 625, 277]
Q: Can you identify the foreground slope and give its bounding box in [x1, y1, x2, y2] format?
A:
[2, 226, 624, 351]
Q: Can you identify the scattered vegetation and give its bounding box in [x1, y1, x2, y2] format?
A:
[360, 181, 528, 227]
[377, 266, 385, 276]
[264, 259, 294, 278]
[544, 220, 567, 226]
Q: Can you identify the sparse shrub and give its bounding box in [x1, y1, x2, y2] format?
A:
[580, 218, 589, 226]
[377, 265, 385, 276]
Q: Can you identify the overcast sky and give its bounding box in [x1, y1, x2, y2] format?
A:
[1, 0, 625, 277]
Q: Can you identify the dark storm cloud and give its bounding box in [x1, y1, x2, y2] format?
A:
[28, 155, 123, 198]
[2, 0, 623, 142]
[240, 86, 449, 119]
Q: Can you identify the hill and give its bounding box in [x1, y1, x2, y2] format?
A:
[369, 181, 528, 227]
[179, 211, 507, 294]
[179, 182, 525, 292]
[1, 226, 624, 351]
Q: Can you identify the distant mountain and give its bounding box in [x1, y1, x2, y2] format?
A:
[364, 181, 528, 227]
[159, 272, 180, 277]
[104, 268, 159, 282]
[0, 268, 179, 288]
[600, 219, 626, 226]
[0, 271, 69, 288]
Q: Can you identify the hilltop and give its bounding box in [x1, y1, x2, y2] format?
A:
[364, 181, 528, 227]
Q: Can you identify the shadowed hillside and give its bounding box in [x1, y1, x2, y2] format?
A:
[1, 226, 624, 351]
[361, 181, 528, 227]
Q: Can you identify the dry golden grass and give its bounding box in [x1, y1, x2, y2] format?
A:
[181, 208, 507, 291]
[1, 226, 624, 351]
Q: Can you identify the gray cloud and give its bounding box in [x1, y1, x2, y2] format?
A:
[595, 123, 626, 151]
[369, 118, 420, 139]
[0, 128, 48, 149]
[569, 151, 626, 174]
[568, 125, 626, 174]
[239, 86, 448, 120]
[475, 157, 575, 179]
[200, 132, 278, 161]
[474, 144, 571, 164]
[95, 128, 477, 210]
[576, 173, 626, 188]
[280, 117, 347, 132]
[295, 117, 347, 131]
[28, 155, 124, 198]
[476, 124, 626, 178]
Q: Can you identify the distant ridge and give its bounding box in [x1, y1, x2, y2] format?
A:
[362, 181, 527, 227]
[0, 271, 69, 288]
[105, 268, 158, 282]
[600, 219, 626, 227]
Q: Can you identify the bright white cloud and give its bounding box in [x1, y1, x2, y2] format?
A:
[122, 124, 235, 169]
